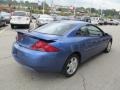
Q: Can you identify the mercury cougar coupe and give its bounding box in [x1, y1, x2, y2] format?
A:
[12, 21, 112, 77]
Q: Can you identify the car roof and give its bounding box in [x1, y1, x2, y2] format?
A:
[56, 20, 89, 26]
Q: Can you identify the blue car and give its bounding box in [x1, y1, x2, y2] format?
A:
[12, 21, 112, 77]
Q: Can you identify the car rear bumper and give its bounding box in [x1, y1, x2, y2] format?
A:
[10, 21, 30, 25]
[12, 43, 66, 72]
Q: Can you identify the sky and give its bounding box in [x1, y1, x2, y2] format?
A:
[18, 0, 120, 10]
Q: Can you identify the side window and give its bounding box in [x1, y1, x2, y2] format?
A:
[87, 25, 103, 36]
[76, 26, 89, 36]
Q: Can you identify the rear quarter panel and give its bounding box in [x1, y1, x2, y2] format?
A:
[50, 37, 85, 63]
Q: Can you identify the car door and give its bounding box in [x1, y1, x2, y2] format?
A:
[76, 25, 106, 62]
[86, 25, 107, 56]
[75, 26, 96, 61]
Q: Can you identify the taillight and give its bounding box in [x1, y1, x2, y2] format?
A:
[31, 41, 59, 52]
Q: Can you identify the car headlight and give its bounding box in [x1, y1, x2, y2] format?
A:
[11, 18, 15, 20]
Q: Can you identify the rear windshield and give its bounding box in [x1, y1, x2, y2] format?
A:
[12, 12, 26, 16]
[34, 23, 76, 36]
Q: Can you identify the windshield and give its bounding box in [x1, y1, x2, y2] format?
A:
[0, 12, 10, 15]
[40, 15, 52, 18]
[12, 12, 26, 16]
[34, 22, 76, 36]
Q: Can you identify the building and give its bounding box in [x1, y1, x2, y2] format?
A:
[0, 3, 14, 12]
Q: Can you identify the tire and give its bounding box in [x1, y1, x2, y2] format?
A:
[11, 25, 15, 29]
[26, 24, 30, 29]
[3, 21, 6, 26]
[62, 54, 80, 77]
[104, 41, 112, 53]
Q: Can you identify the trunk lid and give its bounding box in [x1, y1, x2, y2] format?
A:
[16, 31, 61, 49]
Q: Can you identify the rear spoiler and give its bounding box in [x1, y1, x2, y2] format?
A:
[16, 30, 29, 35]
[16, 31, 55, 43]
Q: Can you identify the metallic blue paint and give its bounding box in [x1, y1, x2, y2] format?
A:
[12, 21, 112, 72]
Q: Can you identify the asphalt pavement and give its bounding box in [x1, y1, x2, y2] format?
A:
[0, 24, 120, 90]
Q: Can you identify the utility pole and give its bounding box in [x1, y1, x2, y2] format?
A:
[42, 0, 46, 14]
[51, 0, 54, 15]
[8, 0, 12, 12]
[89, 8, 91, 16]
[38, 0, 45, 14]
[100, 2, 104, 18]
[74, 7, 76, 17]
[74, 0, 76, 18]
[101, 9, 103, 17]
[90, 0, 93, 17]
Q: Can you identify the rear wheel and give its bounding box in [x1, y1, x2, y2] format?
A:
[62, 54, 79, 77]
[104, 41, 112, 53]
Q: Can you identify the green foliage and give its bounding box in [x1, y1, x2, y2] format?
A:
[0, 0, 120, 18]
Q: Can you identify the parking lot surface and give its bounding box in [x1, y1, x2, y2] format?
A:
[0, 24, 120, 90]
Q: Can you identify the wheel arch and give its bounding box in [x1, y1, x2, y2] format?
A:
[61, 51, 82, 76]
[70, 51, 82, 63]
